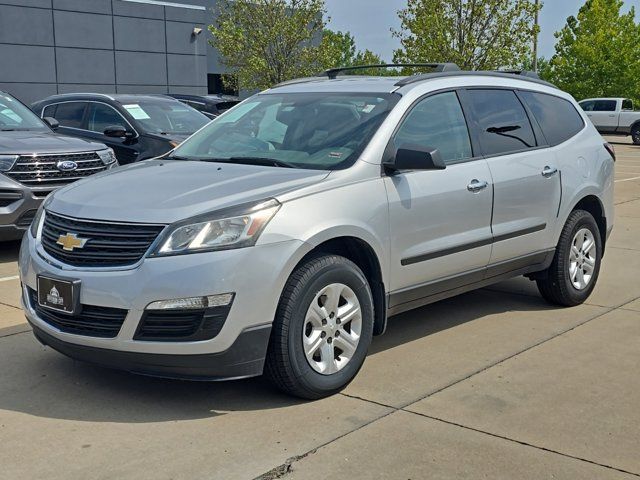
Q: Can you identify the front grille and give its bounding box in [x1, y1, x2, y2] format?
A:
[29, 288, 128, 338]
[134, 306, 231, 342]
[41, 211, 166, 268]
[6, 152, 107, 186]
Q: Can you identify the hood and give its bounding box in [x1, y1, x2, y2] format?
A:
[0, 130, 107, 155]
[48, 160, 329, 223]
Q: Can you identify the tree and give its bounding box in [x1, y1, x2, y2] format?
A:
[546, 0, 640, 102]
[209, 0, 326, 90]
[319, 29, 357, 69]
[392, 0, 542, 71]
[319, 29, 385, 71]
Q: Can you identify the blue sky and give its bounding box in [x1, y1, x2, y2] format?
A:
[324, 0, 640, 62]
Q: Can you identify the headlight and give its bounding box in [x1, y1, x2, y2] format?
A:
[150, 199, 280, 256]
[97, 148, 117, 165]
[30, 203, 46, 238]
[0, 155, 18, 172]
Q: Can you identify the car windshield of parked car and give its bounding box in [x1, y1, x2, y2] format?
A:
[121, 101, 209, 135]
[170, 92, 400, 170]
[0, 93, 48, 132]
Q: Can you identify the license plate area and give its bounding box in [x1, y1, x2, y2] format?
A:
[37, 275, 80, 314]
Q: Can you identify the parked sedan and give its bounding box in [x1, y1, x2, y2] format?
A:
[32, 94, 210, 164]
[167, 94, 240, 119]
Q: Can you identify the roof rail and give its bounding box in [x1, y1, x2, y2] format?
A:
[323, 63, 460, 80]
[492, 69, 540, 79]
[43, 92, 116, 101]
[395, 70, 554, 88]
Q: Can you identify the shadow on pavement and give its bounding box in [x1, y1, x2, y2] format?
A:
[0, 240, 21, 264]
[0, 281, 551, 423]
[371, 287, 551, 355]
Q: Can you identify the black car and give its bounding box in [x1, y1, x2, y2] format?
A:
[167, 94, 240, 119]
[31, 94, 210, 164]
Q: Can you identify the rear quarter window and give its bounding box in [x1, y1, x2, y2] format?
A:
[520, 91, 585, 146]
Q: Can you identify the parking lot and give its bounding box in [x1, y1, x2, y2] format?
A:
[0, 136, 638, 480]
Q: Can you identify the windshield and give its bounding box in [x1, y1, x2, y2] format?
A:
[170, 92, 400, 170]
[121, 101, 209, 135]
[0, 93, 48, 131]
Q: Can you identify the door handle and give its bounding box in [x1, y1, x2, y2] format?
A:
[467, 179, 489, 193]
[541, 166, 558, 178]
[608, 114, 616, 118]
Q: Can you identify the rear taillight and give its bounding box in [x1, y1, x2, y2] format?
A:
[604, 142, 616, 161]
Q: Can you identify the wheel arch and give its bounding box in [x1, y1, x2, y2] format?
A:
[569, 194, 607, 254]
[294, 235, 388, 336]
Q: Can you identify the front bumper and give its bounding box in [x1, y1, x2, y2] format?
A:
[0, 180, 46, 242]
[30, 321, 271, 380]
[20, 231, 307, 378]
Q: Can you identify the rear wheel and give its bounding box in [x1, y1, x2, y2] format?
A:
[265, 254, 374, 399]
[537, 210, 602, 306]
[632, 124, 640, 145]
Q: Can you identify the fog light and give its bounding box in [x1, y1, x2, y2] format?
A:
[146, 293, 234, 310]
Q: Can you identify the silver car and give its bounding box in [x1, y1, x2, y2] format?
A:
[19, 66, 615, 399]
[0, 91, 117, 241]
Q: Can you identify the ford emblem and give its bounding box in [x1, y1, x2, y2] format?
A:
[56, 160, 78, 172]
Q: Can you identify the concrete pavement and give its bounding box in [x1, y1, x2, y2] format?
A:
[0, 138, 639, 479]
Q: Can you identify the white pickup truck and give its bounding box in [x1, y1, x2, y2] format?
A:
[579, 98, 640, 145]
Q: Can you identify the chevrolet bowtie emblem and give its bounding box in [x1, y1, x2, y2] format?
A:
[56, 233, 89, 251]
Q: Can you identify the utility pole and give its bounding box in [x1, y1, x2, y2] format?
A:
[533, 0, 540, 72]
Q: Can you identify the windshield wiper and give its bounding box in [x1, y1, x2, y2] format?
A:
[202, 157, 297, 168]
[164, 155, 195, 161]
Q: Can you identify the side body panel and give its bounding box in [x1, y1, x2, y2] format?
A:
[485, 148, 562, 263]
[383, 161, 493, 292]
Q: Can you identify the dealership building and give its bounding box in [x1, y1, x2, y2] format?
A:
[0, 0, 228, 103]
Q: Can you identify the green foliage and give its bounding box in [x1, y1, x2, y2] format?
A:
[546, 0, 640, 103]
[209, 0, 326, 90]
[520, 56, 552, 79]
[392, 0, 542, 71]
[319, 29, 357, 68]
[319, 29, 386, 75]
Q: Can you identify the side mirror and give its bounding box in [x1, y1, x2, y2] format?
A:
[104, 125, 135, 139]
[43, 117, 59, 130]
[384, 144, 446, 172]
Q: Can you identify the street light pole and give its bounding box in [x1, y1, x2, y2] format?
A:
[533, 0, 540, 71]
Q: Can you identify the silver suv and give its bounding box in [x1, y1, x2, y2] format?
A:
[0, 91, 117, 241]
[19, 65, 615, 399]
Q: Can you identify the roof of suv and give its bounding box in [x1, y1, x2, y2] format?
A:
[35, 93, 181, 105]
[269, 69, 556, 95]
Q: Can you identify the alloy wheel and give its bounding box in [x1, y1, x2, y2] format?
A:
[569, 228, 597, 290]
[303, 283, 362, 375]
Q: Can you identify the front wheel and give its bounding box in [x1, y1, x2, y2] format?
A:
[265, 254, 374, 399]
[632, 125, 640, 145]
[537, 210, 602, 306]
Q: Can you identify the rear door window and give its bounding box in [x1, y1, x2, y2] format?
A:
[51, 102, 87, 129]
[466, 89, 537, 156]
[593, 100, 617, 112]
[520, 91, 585, 146]
[580, 101, 595, 111]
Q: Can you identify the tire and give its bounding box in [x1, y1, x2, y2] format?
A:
[265, 254, 374, 399]
[632, 124, 640, 145]
[537, 210, 602, 307]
